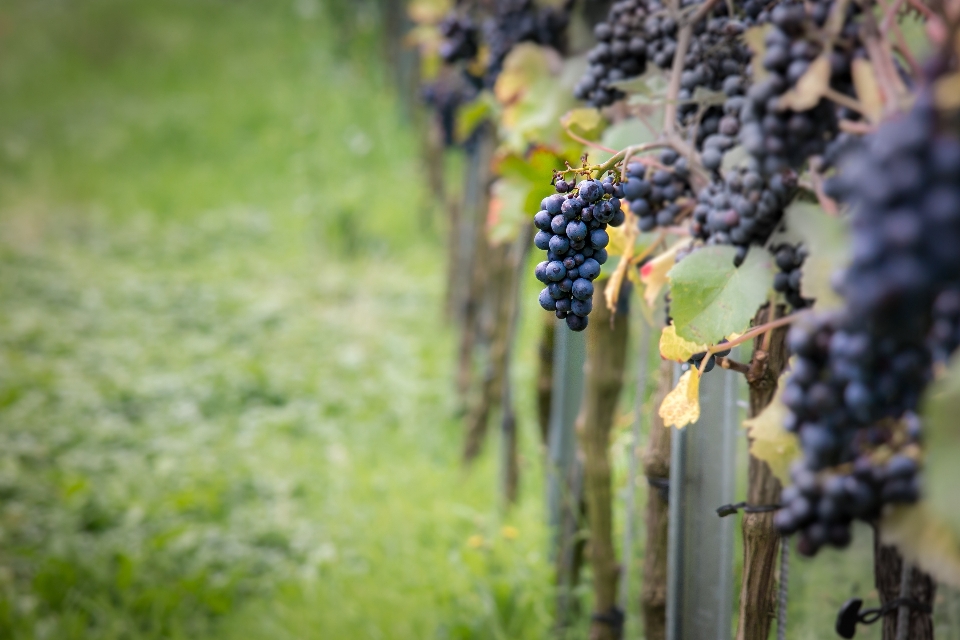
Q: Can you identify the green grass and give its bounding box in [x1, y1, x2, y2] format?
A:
[0, 1, 554, 638]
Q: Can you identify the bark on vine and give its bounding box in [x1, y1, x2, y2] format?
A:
[737, 305, 788, 640]
[874, 532, 936, 640]
[640, 358, 674, 640]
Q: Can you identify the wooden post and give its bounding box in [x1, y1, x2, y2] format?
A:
[578, 285, 631, 640]
[874, 533, 936, 640]
[462, 226, 530, 462]
[737, 306, 789, 640]
[641, 358, 675, 640]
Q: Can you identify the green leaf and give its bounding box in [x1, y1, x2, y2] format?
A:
[780, 200, 849, 310]
[591, 116, 660, 165]
[921, 355, 960, 537]
[667, 246, 774, 344]
[609, 68, 668, 97]
[560, 108, 606, 140]
[880, 353, 960, 588]
[456, 93, 495, 143]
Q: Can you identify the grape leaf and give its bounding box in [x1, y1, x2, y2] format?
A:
[778, 55, 830, 112]
[560, 108, 606, 140]
[456, 93, 495, 143]
[742, 371, 800, 484]
[641, 240, 685, 307]
[659, 324, 707, 362]
[659, 369, 701, 429]
[744, 25, 771, 83]
[667, 246, 774, 345]
[878, 353, 960, 588]
[488, 177, 530, 244]
[604, 215, 638, 313]
[935, 72, 960, 109]
[880, 505, 960, 589]
[920, 355, 960, 536]
[495, 44, 577, 152]
[851, 59, 882, 123]
[781, 201, 849, 310]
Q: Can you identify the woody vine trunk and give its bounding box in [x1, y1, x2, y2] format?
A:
[737, 305, 788, 640]
[640, 358, 675, 640]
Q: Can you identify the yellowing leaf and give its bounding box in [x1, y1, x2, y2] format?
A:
[880, 504, 960, 589]
[560, 108, 607, 140]
[851, 59, 883, 123]
[640, 240, 684, 308]
[407, 0, 450, 23]
[935, 72, 960, 110]
[744, 25, 771, 83]
[778, 56, 830, 112]
[659, 370, 701, 429]
[742, 372, 800, 484]
[494, 44, 556, 105]
[605, 211, 638, 313]
[606, 221, 633, 258]
[659, 324, 708, 362]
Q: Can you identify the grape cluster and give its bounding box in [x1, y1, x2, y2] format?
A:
[684, 340, 730, 373]
[574, 0, 750, 111]
[438, 13, 479, 63]
[483, 0, 572, 86]
[775, 96, 960, 554]
[690, 166, 795, 265]
[534, 175, 627, 331]
[772, 244, 812, 309]
[774, 316, 927, 554]
[775, 449, 921, 556]
[738, 0, 861, 175]
[622, 149, 694, 232]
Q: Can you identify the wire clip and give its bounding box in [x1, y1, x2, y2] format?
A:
[835, 597, 932, 638]
[715, 501, 781, 517]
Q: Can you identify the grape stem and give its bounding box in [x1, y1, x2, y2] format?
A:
[563, 125, 618, 154]
[593, 142, 672, 179]
[875, 0, 923, 77]
[663, 25, 691, 138]
[696, 312, 803, 376]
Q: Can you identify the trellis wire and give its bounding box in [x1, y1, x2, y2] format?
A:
[777, 536, 789, 640]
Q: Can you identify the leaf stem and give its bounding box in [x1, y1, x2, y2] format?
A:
[563, 125, 618, 154]
[695, 312, 804, 377]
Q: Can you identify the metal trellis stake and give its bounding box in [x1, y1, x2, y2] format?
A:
[665, 358, 740, 640]
[547, 322, 586, 632]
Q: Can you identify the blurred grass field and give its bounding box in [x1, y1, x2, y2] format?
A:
[1, 2, 955, 640]
[0, 1, 555, 638]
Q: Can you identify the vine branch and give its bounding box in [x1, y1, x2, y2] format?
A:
[696, 312, 803, 376]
